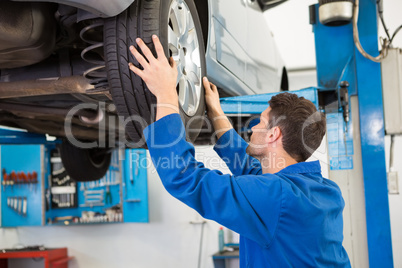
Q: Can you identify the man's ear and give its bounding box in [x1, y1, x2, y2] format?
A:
[266, 126, 282, 144]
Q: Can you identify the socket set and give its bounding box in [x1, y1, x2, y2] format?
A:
[51, 191, 76, 208]
[50, 149, 77, 209]
[79, 207, 123, 223]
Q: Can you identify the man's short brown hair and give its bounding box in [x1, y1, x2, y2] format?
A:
[268, 92, 326, 162]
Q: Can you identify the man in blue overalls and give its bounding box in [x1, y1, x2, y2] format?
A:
[128, 35, 351, 267]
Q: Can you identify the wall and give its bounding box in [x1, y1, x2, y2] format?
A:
[264, 0, 318, 92]
[386, 136, 402, 268]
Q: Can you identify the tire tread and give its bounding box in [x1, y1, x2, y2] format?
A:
[104, 0, 204, 146]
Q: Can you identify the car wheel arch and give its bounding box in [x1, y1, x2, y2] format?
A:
[194, 0, 209, 52]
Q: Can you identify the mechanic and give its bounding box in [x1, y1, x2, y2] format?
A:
[128, 35, 351, 267]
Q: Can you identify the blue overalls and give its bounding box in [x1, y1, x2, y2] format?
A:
[144, 114, 351, 267]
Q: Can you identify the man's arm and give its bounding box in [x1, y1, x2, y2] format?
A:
[203, 78, 262, 175]
[203, 78, 233, 140]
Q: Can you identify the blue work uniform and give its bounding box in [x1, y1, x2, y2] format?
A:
[144, 114, 351, 267]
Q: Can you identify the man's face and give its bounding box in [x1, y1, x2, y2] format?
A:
[246, 107, 271, 158]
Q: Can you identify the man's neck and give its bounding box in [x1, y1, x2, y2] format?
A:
[258, 152, 298, 174]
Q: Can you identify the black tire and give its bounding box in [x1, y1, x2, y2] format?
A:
[104, 0, 206, 148]
[59, 140, 112, 182]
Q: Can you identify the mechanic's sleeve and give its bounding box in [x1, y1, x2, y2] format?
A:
[213, 129, 262, 176]
[143, 114, 281, 247]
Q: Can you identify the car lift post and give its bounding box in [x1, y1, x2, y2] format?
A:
[312, 0, 393, 267]
[220, 0, 393, 267]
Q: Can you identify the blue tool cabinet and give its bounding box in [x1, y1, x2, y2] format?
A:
[0, 142, 149, 227]
[1, 145, 44, 227]
[122, 149, 149, 223]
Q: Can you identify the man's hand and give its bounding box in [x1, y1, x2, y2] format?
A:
[129, 35, 179, 120]
[203, 77, 224, 118]
[203, 77, 233, 139]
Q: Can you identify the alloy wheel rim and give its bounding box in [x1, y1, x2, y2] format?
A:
[168, 0, 202, 117]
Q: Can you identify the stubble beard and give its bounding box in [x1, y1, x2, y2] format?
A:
[246, 144, 263, 160]
[246, 145, 252, 156]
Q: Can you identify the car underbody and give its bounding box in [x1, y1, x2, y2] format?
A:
[0, 2, 121, 142]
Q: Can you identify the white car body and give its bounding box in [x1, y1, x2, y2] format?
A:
[206, 0, 285, 96]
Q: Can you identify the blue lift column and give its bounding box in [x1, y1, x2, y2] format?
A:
[312, 1, 393, 267]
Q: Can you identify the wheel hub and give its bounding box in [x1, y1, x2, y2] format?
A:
[168, 0, 202, 117]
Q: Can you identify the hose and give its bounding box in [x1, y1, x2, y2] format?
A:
[353, 0, 389, 63]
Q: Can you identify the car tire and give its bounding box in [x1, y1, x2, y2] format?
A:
[59, 140, 112, 182]
[104, 0, 206, 148]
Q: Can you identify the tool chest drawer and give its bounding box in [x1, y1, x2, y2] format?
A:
[0, 247, 73, 268]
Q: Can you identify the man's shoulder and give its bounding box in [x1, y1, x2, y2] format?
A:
[233, 173, 283, 192]
[322, 177, 342, 190]
[275, 169, 343, 201]
[234, 172, 282, 181]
